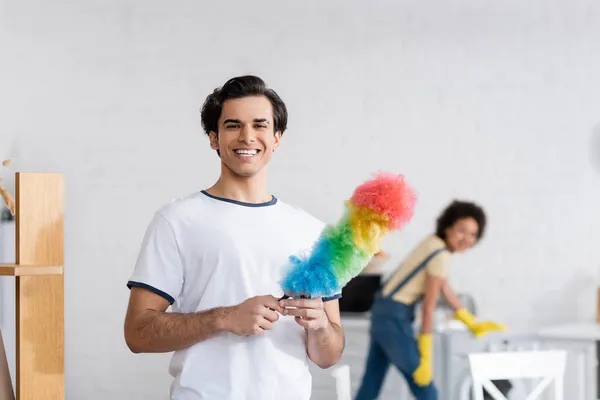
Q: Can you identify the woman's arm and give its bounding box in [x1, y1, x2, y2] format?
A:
[440, 280, 463, 312]
[413, 272, 444, 386]
[441, 281, 508, 337]
[420, 273, 444, 334]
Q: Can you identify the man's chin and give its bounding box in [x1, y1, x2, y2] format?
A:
[226, 166, 262, 179]
[221, 160, 268, 179]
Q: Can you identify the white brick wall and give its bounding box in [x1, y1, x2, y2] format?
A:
[2, 0, 600, 398]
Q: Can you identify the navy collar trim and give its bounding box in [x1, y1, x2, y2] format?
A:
[201, 190, 278, 207]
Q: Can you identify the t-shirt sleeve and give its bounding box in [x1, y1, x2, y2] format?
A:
[127, 211, 184, 305]
[426, 249, 450, 278]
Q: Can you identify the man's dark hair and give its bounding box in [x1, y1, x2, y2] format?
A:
[200, 75, 288, 136]
[435, 200, 487, 241]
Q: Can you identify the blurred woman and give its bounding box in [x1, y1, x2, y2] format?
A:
[354, 200, 506, 400]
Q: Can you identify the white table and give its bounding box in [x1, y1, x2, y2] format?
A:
[538, 322, 600, 341]
[537, 322, 599, 400]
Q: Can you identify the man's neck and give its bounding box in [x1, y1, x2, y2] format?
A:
[206, 167, 272, 204]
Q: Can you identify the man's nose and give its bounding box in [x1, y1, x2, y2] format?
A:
[238, 124, 256, 143]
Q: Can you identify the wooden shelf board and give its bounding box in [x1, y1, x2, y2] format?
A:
[0, 263, 63, 276]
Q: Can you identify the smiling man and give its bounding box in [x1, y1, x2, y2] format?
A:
[124, 75, 345, 400]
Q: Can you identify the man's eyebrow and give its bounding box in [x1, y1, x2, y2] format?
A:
[222, 118, 270, 124]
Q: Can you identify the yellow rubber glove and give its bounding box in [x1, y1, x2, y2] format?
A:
[412, 333, 433, 386]
[455, 308, 507, 338]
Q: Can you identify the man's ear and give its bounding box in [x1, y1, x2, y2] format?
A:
[273, 131, 282, 151]
[209, 131, 219, 150]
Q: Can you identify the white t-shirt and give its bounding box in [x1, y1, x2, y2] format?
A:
[127, 190, 340, 400]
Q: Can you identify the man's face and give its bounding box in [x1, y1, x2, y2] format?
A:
[209, 95, 281, 178]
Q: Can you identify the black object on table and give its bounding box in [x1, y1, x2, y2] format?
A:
[339, 274, 382, 313]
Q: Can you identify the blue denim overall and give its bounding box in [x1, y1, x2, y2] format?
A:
[354, 248, 447, 400]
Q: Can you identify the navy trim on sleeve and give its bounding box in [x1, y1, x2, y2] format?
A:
[323, 293, 342, 302]
[127, 281, 175, 305]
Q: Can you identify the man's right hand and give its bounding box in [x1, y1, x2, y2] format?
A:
[225, 295, 284, 336]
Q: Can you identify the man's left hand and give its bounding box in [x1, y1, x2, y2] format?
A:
[280, 297, 330, 331]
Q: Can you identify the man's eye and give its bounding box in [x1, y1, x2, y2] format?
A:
[226, 124, 239, 129]
[255, 124, 267, 129]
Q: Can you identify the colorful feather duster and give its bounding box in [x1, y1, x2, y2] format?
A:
[280, 172, 416, 299]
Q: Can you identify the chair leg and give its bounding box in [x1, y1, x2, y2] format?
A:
[554, 376, 564, 400]
[332, 364, 352, 400]
[472, 380, 485, 400]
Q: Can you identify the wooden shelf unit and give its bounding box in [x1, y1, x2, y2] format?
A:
[0, 264, 63, 277]
[0, 172, 65, 400]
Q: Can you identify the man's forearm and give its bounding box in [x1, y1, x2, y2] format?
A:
[306, 321, 345, 369]
[126, 307, 231, 353]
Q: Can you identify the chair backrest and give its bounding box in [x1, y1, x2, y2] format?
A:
[331, 364, 352, 400]
[468, 350, 567, 400]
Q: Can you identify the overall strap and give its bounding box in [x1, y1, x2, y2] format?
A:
[385, 248, 447, 299]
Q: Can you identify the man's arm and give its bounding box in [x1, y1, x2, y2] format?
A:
[124, 287, 284, 353]
[306, 300, 345, 369]
[124, 287, 229, 353]
[280, 298, 345, 369]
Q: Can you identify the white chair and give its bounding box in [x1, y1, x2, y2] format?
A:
[331, 364, 352, 400]
[468, 350, 567, 400]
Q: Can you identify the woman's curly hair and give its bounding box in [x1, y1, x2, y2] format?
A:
[435, 200, 486, 241]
